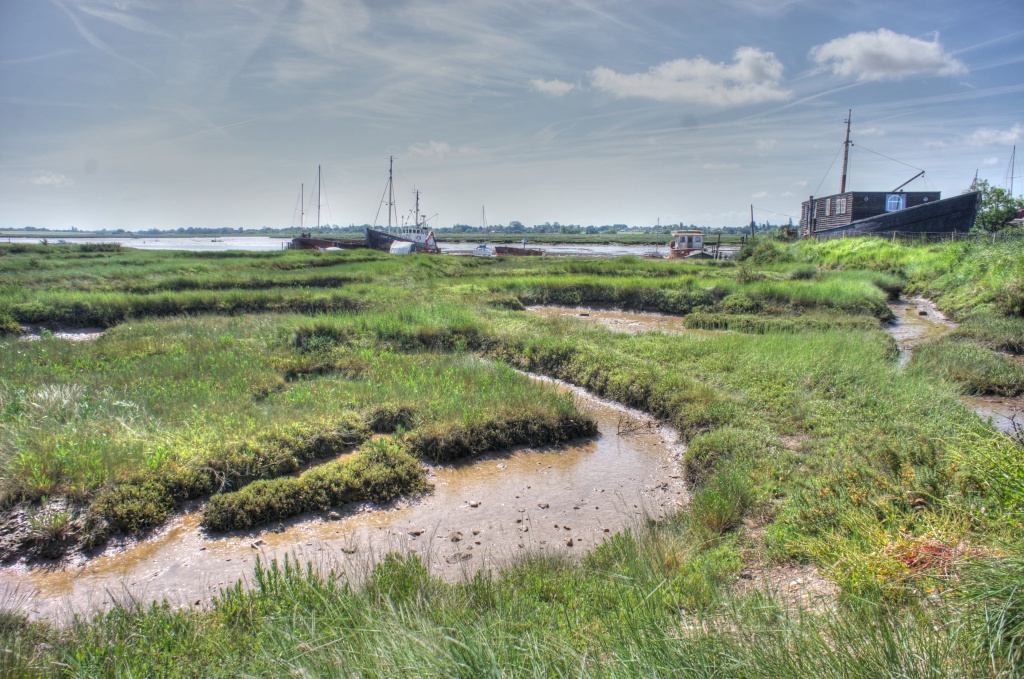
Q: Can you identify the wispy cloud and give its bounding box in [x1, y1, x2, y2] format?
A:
[703, 162, 740, 170]
[590, 47, 791, 106]
[809, 29, 967, 81]
[756, 139, 778, 151]
[408, 141, 453, 159]
[31, 171, 74, 187]
[530, 79, 575, 96]
[964, 123, 1023, 146]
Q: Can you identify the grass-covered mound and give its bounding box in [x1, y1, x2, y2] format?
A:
[201, 438, 426, 531]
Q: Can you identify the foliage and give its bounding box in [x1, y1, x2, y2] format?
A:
[969, 179, 1024, 233]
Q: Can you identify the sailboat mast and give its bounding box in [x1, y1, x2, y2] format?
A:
[414, 189, 421, 227]
[300, 183, 304, 230]
[839, 109, 852, 194]
[316, 165, 322, 235]
[387, 156, 395, 234]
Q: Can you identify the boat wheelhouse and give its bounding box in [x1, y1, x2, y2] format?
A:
[667, 230, 704, 258]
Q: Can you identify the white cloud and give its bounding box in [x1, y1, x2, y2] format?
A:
[756, 139, 778, 151]
[982, 157, 1000, 166]
[858, 127, 885, 136]
[408, 141, 453, 159]
[530, 78, 575, 96]
[751, 191, 768, 199]
[964, 124, 1023, 146]
[703, 162, 741, 170]
[809, 29, 967, 81]
[31, 171, 74, 187]
[589, 47, 791, 106]
[781, 191, 795, 197]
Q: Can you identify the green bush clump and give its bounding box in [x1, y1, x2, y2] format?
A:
[690, 460, 760, 533]
[684, 427, 771, 484]
[405, 413, 597, 462]
[718, 293, 761, 314]
[0, 313, 19, 336]
[200, 438, 426, 532]
[292, 321, 352, 352]
[368, 404, 416, 433]
[90, 482, 174, 535]
[955, 312, 1024, 353]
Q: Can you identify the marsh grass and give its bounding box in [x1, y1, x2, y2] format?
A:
[1, 240, 1022, 674]
[909, 338, 1024, 396]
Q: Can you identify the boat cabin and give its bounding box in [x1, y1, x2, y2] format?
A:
[799, 191, 941, 234]
[668, 230, 704, 258]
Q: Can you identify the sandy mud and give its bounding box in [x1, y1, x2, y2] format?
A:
[0, 382, 686, 621]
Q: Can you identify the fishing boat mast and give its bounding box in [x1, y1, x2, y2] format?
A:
[840, 109, 852, 194]
[387, 156, 395, 234]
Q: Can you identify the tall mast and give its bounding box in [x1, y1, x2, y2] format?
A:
[1010, 145, 1017, 197]
[839, 109, 852, 194]
[387, 156, 395, 234]
[414, 189, 421, 227]
[300, 183, 305, 230]
[316, 164, 322, 235]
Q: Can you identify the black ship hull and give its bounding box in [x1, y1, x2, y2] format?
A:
[813, 192, 980, 239]
[365, 228, 412, 252]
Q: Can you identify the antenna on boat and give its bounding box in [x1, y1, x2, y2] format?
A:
[840, 109, 852, 194]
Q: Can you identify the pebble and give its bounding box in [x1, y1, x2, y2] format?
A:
[250, 539, 264, 549]
[538, 502, 550, 509]
[328, 511, 341, 521]
[469, 501, 480, 508]
[408, 529, 425, 537]
[449, 531, 463, 542]
[566, 538, 574, 547]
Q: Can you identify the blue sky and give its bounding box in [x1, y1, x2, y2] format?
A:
[1, 0, 1022, 230]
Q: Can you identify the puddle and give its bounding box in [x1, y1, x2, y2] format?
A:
[526, 305, 718, 337]
[884, 298, 956, 366]
[18, 326, 105, 342]
[961, 395, 1024, 437]
[0, 381, 686, 621]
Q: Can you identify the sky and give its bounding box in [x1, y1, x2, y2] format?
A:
[1, 0, 1022, 231]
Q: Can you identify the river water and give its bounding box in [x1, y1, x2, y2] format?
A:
[0, 381, 685, 621]
[1, 236, 734, 258]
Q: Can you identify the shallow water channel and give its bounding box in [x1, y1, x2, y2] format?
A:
[529, 302, 1023, 436]
[0, 382, 685, 621]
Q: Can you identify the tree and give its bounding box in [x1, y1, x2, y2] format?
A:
[969, 179, 1024, 232]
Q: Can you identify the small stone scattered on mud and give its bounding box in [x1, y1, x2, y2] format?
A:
[469, 501, 480, 508]
[538, 502, 549, 509]
[563, 525, 571, 530]
[250, 539, 264, 549]
[327, 511, 341, 521]
[408, 529, 425, 537]
[566, 538, 574, 547]
[449, 531, 463, 542]
[472, 529, 480, 535]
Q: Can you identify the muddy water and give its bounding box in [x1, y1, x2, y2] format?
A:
[884, 298, 956, 366]
[526, 305, 718, 337]
[0, 384, 685, 621]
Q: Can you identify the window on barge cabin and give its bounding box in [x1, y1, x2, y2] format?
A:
[824, 199, 833, 217]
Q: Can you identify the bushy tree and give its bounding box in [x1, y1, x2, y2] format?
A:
[969, 179, 1024, 232]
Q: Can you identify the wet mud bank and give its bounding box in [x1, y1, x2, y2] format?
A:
[0, 381, 686, 621]
[884, 298, 955, 366]
[526, 305, 718, 337]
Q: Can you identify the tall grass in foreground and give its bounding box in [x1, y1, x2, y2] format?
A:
[1, 514, 1012, 677]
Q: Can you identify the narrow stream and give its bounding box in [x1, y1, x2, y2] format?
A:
[527, 302, 1023, 436]
[0, 381, 686, 621]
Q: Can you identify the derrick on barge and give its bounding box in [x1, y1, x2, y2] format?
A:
[799, 110, 980, 239]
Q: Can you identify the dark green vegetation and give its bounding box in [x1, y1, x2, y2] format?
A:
[1, 238, 1023, 675]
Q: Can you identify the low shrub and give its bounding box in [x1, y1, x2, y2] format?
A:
[684, 427, 771, 485]
[292, 321, 352, 352]
[405, 412, 597, 462]
[200, 438, 426, 531]
[689, 460, 759, 533]
[0, 313, 19, 336]
[368, 404, 416, 433]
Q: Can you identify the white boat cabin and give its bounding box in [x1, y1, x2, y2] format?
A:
[669, 230, 703, 254]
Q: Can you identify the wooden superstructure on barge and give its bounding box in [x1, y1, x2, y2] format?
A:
[799, 111, 980, 239]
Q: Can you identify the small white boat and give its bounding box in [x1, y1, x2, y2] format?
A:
[472, 243, 497, 257]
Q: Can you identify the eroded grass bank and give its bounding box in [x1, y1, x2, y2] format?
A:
[1, 242, 1022, 675]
